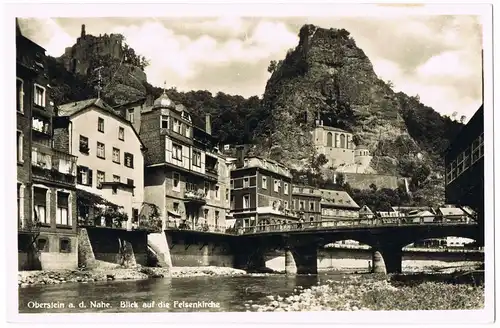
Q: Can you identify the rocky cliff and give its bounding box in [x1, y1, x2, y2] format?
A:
[55, 25, 148, 106]
[256, 24, 462, 178]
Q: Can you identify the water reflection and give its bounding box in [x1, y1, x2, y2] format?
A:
[19, 273, 337, 313]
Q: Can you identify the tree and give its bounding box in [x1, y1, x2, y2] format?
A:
[267, 60, 278, 74]
[369, 183, 378, 192]
[336, 173, 345, 186]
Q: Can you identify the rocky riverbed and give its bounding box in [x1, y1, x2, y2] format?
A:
[249, 274, 485, 312]
[18, 266, 247, 287]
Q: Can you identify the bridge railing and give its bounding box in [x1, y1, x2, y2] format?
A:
[234, 215, 476, 235]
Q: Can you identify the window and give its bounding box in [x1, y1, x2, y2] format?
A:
[192, 150, 201, 167]
[274, 179, 279, 192]
[37, 238, 49, 252]
[172, 144, 182, 160]
[112, 186, 118, 195]
[96, 171, 105, 188]
[215, 211, 220, 226]
[79, 135, 89, 154]
[17, 131, 23, 163]
[17, 78, 24, 113]
[161, 115, 169, 129]
[185, 125, 191, 138]
[98, 117, 104, 132]
[173, 119, 180, 133]
[230, 195, 235, 209]
[128, 109, 135, 123]
[262, 176, 267, 189]
[284, 201, 289, 209]
[127, 179, 134, 195]
[97, 142, 105, 159]
[132, 208, 139, 223]
[327, 132, 333, 147]
[34, 84, 45, 107]
[463, 147, 471, 170]
[59, 238, 71, 253]
[56, 192, 69, 225]
[215, 185, 220, 199]
[243, 195, 250, 209]
[310, 202, 314, 211]
[299, 201, 305, 211]
[172, 172, 180, 192]
[243, 178, 249, 188]
[225, 189, 229, 201]
[77, 166, 92, 186]
[310, 216, 314, 222]
[113, 148, 120, 163]
[284, 183, 289, 195]
[124, 152, 134, 168]
[113, 175, 120, 182]
[34, 187, 47, 224]
[204, 209, 209, 220]
[118, 127, 124, 141]
[204, 182, 210, 199]
[173, 202, 179, 213]
[230, 179, 234, 189]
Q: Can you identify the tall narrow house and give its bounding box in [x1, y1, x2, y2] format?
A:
[17, 20, 78, 270]
[137, 92, 230, 231]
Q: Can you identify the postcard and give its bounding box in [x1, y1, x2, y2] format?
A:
[4, 1, 495, 326]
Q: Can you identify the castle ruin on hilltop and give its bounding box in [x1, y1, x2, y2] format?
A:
[61, 24, 125, 75]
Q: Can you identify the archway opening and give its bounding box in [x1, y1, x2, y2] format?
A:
[401, 236, 482, 273]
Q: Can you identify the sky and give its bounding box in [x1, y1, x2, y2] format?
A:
[18, 15, 483, 120]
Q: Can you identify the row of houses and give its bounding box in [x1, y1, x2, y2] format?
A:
[16, 22, 365, 270]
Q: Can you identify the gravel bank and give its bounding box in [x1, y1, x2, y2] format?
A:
[18, 266, 247, 287]
[249, 274, 484, 312]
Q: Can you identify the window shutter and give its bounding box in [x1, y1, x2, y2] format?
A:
[88, 168, 93, 187]
[77, 166, 82, 184]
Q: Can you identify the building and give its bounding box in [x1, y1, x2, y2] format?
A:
[358, 205, 374, 219]
[17, 20, 78, 270]
[319, 189, 360, 220]
[291, 185, 322, 223]
[445, 105, 484, 222]
[311, 119, 372, 171]
[127, 92, 230, 231]
[57, 98, 145, 230]
[230, 150, 298, 228]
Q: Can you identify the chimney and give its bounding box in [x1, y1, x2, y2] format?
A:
[81, 24, 86, 38]
[236, 145, 247, 168]
[205, 113, 212, 135]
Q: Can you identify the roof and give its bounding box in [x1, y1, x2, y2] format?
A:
[233, 156, 292, 178]
[438, 207, 465, 216]
[319, 189, 359, 209]
[359, 205, 373, 215]
[316, 125, 350, 133]
[58, 98, 146, 149]
[292, 185, 322, 198]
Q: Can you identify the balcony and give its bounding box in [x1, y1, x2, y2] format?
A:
[31, 147, 77, 186]
[32, 118, 51, 136]
[183, 190, 207, 206]
[205, 166, 218, 178]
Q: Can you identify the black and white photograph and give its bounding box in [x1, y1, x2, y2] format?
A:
[4, 1, 495, 326]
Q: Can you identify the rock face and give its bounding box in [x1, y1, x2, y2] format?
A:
[257, 25, 434, 173]
[57, 24, 147, 105]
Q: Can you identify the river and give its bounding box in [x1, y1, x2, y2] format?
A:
[19, 272, 346, 313]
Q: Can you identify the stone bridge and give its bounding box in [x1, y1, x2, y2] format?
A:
[230, 216, 482, 274]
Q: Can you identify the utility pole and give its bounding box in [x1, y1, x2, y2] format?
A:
[94, 66, 104, 99]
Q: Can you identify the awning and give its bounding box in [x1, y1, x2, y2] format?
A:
[76, 189, 121, 208]
[167, 210, 182, 217]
